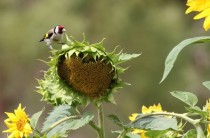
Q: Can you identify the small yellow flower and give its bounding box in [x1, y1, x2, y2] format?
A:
[129, 103, 163, 138]
[185, 0, 210, 31]
[3, 104, 32, 138]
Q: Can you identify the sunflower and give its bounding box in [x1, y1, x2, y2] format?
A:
[185, 0, 210, 31]
[37, 34, 140, 106]
[3, 104, 32, 138]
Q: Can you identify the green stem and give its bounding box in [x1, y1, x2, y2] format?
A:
[117, 129, 127, 138]
[98, 104, 105, 138]
[194, 123, 205, 138]
[201, 120, 210, 124]
[31, 127, 42, 136]
[89, 120, 100, 132]
[43, 116, 80, 134]
[133, 112, 205, 138]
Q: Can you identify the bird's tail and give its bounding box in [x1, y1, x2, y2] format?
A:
[39, 38, 44, 42]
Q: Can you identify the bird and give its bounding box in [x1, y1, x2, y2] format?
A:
[39, 25, 66, 49]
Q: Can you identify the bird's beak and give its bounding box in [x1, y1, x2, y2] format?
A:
[63, 29, 66, 32]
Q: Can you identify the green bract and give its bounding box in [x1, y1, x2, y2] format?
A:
[37, 34, 140, 106]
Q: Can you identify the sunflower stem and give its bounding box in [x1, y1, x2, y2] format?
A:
[117, 128, 127, 138]
[32, 127, 42, 136]
[97, 104, 105, 138]
[89, 120, 100, 132]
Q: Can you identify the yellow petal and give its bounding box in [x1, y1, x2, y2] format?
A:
[141, 132, 149, 138]
[156, 103, 162, 112]
[207, 124, 210, 137]
[186, 7, 194, 14]
[24, 123, 33, 133]
[5, 112, 18, 121]
[203, 15, 210, 31]
[142, 105, 151, 114]
[194, 8, 210, 19]
[132, 129, 145, 134]
[129, 113, 138, 121]
[8, 130, 19, 138]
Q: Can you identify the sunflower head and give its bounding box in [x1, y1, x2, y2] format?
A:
[37, 34, 140, 106]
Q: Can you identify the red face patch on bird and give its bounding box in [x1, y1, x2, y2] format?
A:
[57, 25, 65, 34]
[58, 25, 64, 29]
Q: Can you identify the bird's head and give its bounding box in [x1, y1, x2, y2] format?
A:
[55, 25, 66, 34]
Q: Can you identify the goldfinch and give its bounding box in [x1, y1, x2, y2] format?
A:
[39, 25, 66, 49]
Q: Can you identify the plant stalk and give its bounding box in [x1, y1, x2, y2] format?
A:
[89, 120, 100, 132]
[117, 129, 127, 138]
[98, 104, 105, 138]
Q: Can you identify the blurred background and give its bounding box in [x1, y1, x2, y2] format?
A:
[1, 0, 210, 137]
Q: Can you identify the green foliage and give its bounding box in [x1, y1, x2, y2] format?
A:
[203, 81, 210, 91]
[63, 112, 94, 130]
[45, 112, 94, 138]
[145, 130, 172, 138]
[42, 105, 73, 132]
[107, 114, 125, 128]
[160, 36, 210, 83]
[182, 129, 197, 138]
[186, 106, 208, 118]
[170, 91, 198, 107]
[30, 108, 44, 130]
[129, 116, 178, 131]
[34, 104, 94, 138]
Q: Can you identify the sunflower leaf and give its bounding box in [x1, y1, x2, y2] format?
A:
[42, 105, 73, 132]
[170, 91, 198, 107]
[160, 36, 210, 83]
[202, 81, 210, 91]
[45, 112, 94, 138]
[30, 107, 45, 129]
[64, 112, 94, 130]
[186, 106, 207, 117]
[129, 116, 178, 131]
[106, 93, 116, 104]
[108, 114, 124, 127]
